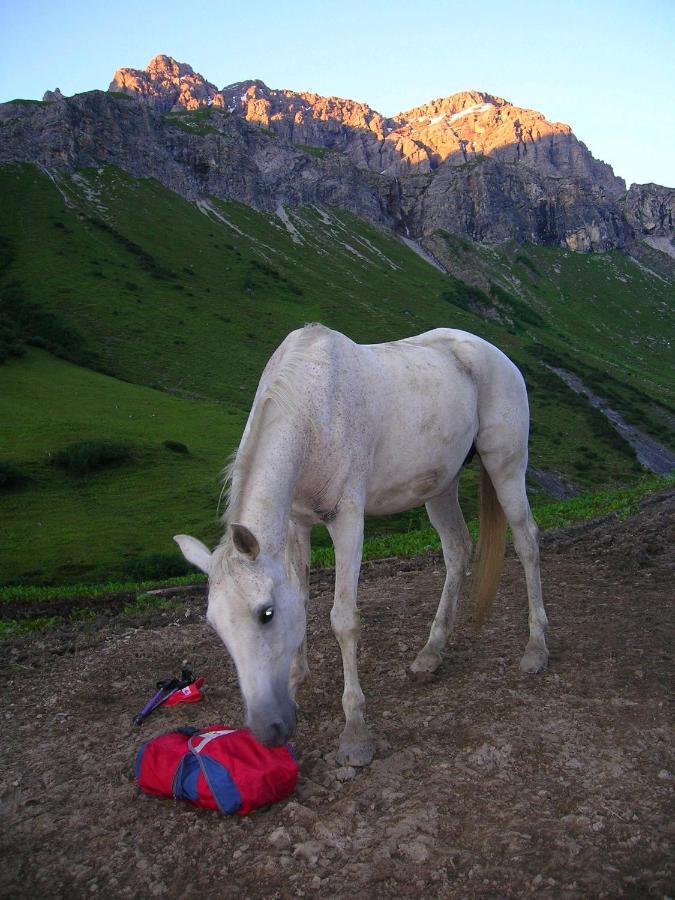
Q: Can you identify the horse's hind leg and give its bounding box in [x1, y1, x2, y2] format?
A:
[481, 456, 548, 673]
[409, 480, 472, 681]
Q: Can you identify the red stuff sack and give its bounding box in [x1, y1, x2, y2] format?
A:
[161, 677, 205, 707]
[135, 725, 298, 816]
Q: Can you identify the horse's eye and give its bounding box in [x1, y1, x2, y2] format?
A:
[259, 606, 274, 625]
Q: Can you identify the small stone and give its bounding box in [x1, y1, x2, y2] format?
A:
[335, 765, 356, 782]
[285, 802, 318, 827]
[268, 827, 292, 851]
[293, 840, 324, 865]
[399, 839, 430, 863]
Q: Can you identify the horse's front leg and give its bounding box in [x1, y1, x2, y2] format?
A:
[287, 519, 311, 700]
[327, 503, 374, 767]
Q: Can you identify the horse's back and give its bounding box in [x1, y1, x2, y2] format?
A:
[259, 325, 528, 517]
[399, 329, 531, 468]
[378, 327, 522, 380]
[265, 324, 527, 437]
[264, 324, 526, 425]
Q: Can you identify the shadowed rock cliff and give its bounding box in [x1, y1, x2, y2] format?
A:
[0, 54, 671, 256]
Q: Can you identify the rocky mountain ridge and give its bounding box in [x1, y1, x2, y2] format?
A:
[109, 56, 622, 186]
[1, 54, 672, 261]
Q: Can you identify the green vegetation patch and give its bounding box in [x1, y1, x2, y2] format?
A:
[6, 99, 48, 106]
[0, 573, 205, 606]
[122, 591, 180, 617]
[313, 474, 673, 568]
[0, 461, 28, 491]
[163, 440, 189, 454]
[0, 348, 244, 585]
[437, 230, 473, 254]
[0, 311, 26, 362]
[294, 144, 330, 158]
[514, 252, 543, 278]
[164, 107, 222, 136]
[489, 283, 548, 330]
[49, 440, 135, 475]
[2, 475, 668, 620]
[0, 616, 60, 637]
[0, 163, 672, 586]
[123, 552, 193, 582]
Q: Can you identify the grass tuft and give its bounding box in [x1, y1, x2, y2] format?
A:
[0, 461, 29, 490]
[50, 440, 134, 475]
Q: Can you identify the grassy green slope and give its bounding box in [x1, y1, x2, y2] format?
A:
[2, 164, 488, 406]
[0, 348, 244, 583]
[429, 234, 674, 442]
[1, 163, 672, 585]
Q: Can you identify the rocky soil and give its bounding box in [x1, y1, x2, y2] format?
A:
[0, 490, 672, 898]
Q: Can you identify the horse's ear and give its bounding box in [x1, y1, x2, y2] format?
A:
[174, 534, 212, 575]
[231, 524, 260, 561]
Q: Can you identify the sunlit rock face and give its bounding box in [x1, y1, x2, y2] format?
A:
[109, 54, 222, 111]
[1, 54, 672, 253]
[111, 62, 622, 190]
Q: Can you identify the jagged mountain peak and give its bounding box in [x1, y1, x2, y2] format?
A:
[90, 55, 635, 246]
[398, 89, 507, 122]
[109, 54, 218, 111]
[2, 53, 671, 255]
[106, 57, 560, 147]
[222, 78, 272, 95]
[145, 54, 196, 78]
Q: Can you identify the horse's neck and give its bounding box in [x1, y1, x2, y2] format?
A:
[229, 410, 303, 558]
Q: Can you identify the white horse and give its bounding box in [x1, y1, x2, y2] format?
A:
[175, 324, 548, 767]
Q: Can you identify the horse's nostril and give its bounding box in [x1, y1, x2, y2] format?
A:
[268, 721, 284, 745]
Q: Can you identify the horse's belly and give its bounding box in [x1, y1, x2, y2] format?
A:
[364, 396, 476, 515]
[364, 465, 456, 515]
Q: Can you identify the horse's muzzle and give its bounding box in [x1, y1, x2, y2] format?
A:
[247, 700, 296, 747]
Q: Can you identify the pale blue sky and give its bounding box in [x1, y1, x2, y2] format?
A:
[2, 0, 673, 187]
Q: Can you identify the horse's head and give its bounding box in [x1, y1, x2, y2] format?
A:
[174, 525, 305, 746]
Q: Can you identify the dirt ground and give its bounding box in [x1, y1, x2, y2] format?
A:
[1, 490, 673, 899]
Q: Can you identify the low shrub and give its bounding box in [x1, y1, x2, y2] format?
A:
[162, 440, 189, 455]
[50, 440, 134, 475]
[0, 461, 28, 490]
[295, 143, 329, 158]
[0, 314, 26, 362]
[514, 252, 543, 278]
[123, 553, 192, 582]
[489, 283, 547, 329]
[1, 280, 93, 366]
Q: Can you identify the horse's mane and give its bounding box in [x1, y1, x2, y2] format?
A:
[221, 323, 330, 528]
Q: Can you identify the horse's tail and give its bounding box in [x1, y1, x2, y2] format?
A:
[471, 458, 507, 629]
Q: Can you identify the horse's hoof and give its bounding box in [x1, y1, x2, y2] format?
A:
[406, 667, 436, 684]
[336, 738, 375, 768]
[520, 647, 548, 674]
[408, 648, 441, 682]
